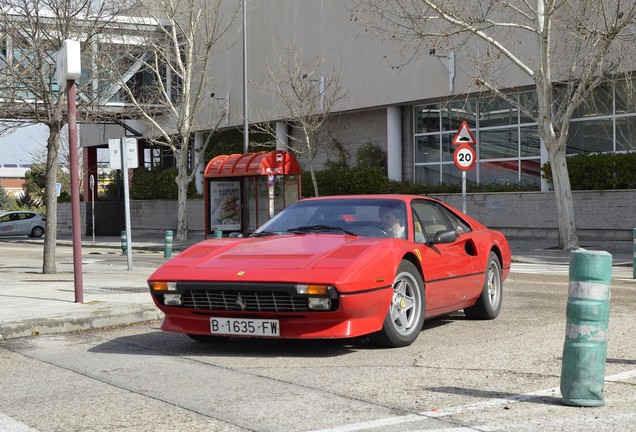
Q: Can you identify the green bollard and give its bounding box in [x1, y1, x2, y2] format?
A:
[120, 230, 127, 255]
[560, 248, 612, 407]
[164, 230, 173, 259]
[214, 230, 222, 238]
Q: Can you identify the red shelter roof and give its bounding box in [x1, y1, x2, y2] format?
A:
[204, 150, 301, 178]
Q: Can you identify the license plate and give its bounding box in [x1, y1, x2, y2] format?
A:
[210, 317, 280, 337]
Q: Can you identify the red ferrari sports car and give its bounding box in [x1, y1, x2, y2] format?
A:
[148, 195, 511, 347]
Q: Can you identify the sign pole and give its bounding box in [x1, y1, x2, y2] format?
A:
[67, 78, 84, 303]
[90, 174, 95, 245]
[58, 39, 83, 303]
[120, 138, 133, 270]
[462, 171, 467, 214]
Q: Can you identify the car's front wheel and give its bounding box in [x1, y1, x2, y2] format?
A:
[464, 251, 502, 320]
[374, 260, 425, 348]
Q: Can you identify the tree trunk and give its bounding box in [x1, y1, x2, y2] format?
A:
[545, 141, 579, 250]
[175, 173, 189, 241]
[42, 125, 60, 274]
[309, 163, 319, 197]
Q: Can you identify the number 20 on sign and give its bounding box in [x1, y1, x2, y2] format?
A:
[453, 144, 476, 171]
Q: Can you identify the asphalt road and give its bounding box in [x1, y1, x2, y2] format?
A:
[1, 266, 635, 431]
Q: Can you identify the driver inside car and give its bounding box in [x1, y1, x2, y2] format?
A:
[379, 207, 405, 238]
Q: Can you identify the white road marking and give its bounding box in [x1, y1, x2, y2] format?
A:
[0, 413, 39, 432]
[309, 368, 636, 432]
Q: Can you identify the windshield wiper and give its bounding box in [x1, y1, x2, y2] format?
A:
[250, 231, 278, 237]
[286, 225, 358, 236]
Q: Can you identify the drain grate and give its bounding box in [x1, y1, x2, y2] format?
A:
[58, 286, 148, 294]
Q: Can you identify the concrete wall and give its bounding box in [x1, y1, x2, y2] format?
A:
[58, 190, 636, 245]
[432, 190, 636, 245]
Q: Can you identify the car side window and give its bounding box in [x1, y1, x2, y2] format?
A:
[411, 201, 453, 240]
[441, 207, 472, 233]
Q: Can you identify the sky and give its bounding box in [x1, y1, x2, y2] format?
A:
[0, 124, 48, 167]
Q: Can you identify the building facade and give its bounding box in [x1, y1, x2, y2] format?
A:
[70, 1, 635, 193]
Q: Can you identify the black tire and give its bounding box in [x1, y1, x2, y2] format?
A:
[374, 260, 425, 348]
[464, 252, 503, 320]
[31, 226, 45, 238]
[186, 334, 228, 343]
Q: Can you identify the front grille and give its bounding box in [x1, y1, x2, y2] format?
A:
[181, 288, 309, 312]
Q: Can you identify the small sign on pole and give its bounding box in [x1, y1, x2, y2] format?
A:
[452, 121, 476, 146]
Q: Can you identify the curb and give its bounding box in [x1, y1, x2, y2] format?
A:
[0, 305, 164, 341]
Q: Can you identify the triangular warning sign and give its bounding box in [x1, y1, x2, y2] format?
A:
[452, 121, 476, 146]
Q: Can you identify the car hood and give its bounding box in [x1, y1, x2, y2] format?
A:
[149, 234, 392, 283]
[174, 235, 375, 268]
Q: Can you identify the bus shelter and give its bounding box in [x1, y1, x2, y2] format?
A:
[203, 150, 301, 237]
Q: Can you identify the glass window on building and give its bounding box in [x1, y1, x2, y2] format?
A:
[414, 91, 542, 187]
[443, 100, 476, 131]
[615, 116, 636, 152]
[568, 119, 614, 154]
[415, 104, 441, 133]
[480, 96, 517, 127]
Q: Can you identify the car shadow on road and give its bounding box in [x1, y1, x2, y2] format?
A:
[88, 315, 459, 358]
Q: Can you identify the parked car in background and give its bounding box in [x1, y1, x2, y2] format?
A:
[0, 211, 46, 237]
[148, 195, 511, 348]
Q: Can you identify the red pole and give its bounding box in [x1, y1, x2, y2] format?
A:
[67, 79, 84, 303]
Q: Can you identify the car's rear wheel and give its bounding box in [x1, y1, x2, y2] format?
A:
[464, 251, 502, 320]
[374, 260, 425, 348]
[30, 226, 45, 238]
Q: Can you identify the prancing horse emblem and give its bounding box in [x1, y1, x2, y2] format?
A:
[235, 294, 246, 311]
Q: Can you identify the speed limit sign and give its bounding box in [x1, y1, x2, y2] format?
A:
[453, 144, 476, 171]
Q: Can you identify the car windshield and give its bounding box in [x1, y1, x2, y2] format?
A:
[253, 198, 408, 239]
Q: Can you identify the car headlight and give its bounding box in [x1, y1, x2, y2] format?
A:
[163, 293, 182, 306]
[308, 297, 331, 310]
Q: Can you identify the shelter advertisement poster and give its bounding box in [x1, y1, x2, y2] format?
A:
[210, 181, 241, 231]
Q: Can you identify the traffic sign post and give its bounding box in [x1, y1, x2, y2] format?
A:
[453, 144, 476, 171]
[452, 121, 477, 214]
[452, 120, 476, 146]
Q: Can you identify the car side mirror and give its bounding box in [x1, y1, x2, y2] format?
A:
[430, 229, 457, 245]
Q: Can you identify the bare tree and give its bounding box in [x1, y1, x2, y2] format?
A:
[100, 0, 239, 240]
[258, 46, 349, 196]
[0, 0, 139, 273]
[351, 0, 636, 249]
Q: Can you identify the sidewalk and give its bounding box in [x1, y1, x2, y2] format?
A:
[0, 235, 633, 341]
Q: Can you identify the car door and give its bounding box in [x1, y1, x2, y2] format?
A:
[411, 200, 479, 313]
[0, 213, 18, 235]
[14, 212, 35, 235]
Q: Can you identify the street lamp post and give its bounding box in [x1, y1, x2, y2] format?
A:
[56, 39, 83, 303]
